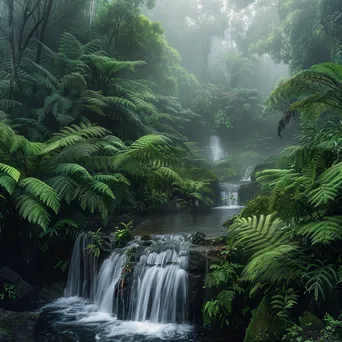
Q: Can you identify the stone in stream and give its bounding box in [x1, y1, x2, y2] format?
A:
[0, 267, 35, 311]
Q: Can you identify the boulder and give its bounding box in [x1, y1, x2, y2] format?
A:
[190, 232, 208, 246]
[0, 267, 35, 311]
[239, 182, 260, 204]
[36, 281, 65, 306]
[0, 310, 39, 342]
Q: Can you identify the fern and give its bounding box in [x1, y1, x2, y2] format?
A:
[229, 214, 291, 258]
[297, 216, 342, 245]
[14, 194, 51, 230]
[271, 288, 298, 323]
[302, 260, 338, 301]
[19, 178, 60, 214]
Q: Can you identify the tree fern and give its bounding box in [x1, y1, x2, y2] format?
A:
[0, 163, 21, 182]
[14, 194, 51, 230]
[19, 178, 60, 214]
[302, 260, 338, 302]
[297, 216, 342, 245]
[229, 214, 291, 258]
[266, 63, 342, 135]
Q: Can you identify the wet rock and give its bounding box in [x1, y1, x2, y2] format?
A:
[239, 182, 260, 204]
[191, 232, 207, 245]
[140, 235, 152, 241]
[0, 267, 35, 311]
[0, 310, 39, 342]
[36, 281, 65, 305]
[189, 250, 208, 272]
[34, 313, 92, 342]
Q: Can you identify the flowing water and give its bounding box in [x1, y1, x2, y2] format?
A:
[241, 166, 255, 182]
[42, 234, 206, 341]
[135, 209, 241, 236]
[217, 183, 244, 209]
[209, 135, 224, 161]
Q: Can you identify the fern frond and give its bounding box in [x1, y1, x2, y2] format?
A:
[297, 216, 342, 245]
[19, 178, 60, 213]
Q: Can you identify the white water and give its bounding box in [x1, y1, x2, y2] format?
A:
[216, 183, 243, 209]
[64, 232, 98, 299]
[209, 135, 224, 161]
[49, 234, 192, 340]
[129, 239, 189, 323]
[43, 297, 194, 341]
[241, 166, 255, 182]
[94, 252, 127, 314]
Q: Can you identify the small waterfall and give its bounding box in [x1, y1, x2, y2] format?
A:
[129, 238, 189, 324]
[65, 232, 98, 299]
[241, 166, 255, 182]
[219, 183, 241, 208]
[94, 252, 127, 314]
[64, 233, 189, 326]
[209, 135, 224, 161]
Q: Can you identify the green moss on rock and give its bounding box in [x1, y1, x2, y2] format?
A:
[244, 297, 285, 342]
[299, 312, 325, 329]
[0, 311, 39, 342]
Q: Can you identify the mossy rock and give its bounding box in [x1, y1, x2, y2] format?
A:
[244, 297, 285, 342]
[0, 311, 39, 342]
[140, 235, 152, 241]
[300, 312, 325, 330]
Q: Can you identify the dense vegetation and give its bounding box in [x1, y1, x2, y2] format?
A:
[201, 1, 342, 341]
[2, 0, 342, 341]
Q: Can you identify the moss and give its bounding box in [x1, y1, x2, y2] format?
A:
[0, 328, 9, 336]
[300, 312, 325, 329]
[0, 311, 39, 342]
[244, 297, 285, 342]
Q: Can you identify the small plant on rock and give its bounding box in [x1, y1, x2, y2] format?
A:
[0, 283, 16, 300]
[87, 228, 104, 258]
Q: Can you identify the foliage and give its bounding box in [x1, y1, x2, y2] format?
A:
[114, 220, 133, 247]
[0, 283, 17, 300]
[203, 261, 244, 326]
[282, 314, 342, 342]
[87, 228, 104, 258]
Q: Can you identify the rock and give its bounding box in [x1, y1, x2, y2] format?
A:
[0, 310, 39, 342]
[189, 250, 208, 272]
[140, 235, 152, 241]
[300, 311, 325, 329]
[191, 232, 208, 245]
[239, 182, 260, 204]
[244, 298, 285, 342]
[188, 248, 221, 325]
[0, 267, 35, 311]
[36, 281, 65, 305]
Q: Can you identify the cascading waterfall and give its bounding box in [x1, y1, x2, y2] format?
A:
[241, 166, 255, 182]
[64, 232, 98, 299]
[209, 135, 224, 161]
[94, 252, 127, 314]
[219, 183, 241, 207]
[63, 233, 189, 326]
[129, 238, 189, 324]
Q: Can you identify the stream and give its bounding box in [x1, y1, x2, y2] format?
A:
[39, 187, 245, 341]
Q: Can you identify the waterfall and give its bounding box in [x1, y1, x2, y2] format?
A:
[241, 166, 255, 182]
[64, 232, 98, 299]
[63, 234, 189, 325]
[219, 183, 241, 208]
[209, 135, 224, 161]
[129, 238, 189, 324]
[94, 252, 127, 314]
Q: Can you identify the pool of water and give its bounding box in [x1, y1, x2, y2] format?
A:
[134, 207, 242, 237]
[41, 297, 205, 342]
